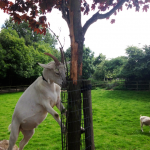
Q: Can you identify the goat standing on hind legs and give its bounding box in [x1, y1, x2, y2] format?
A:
[140, 115, 150, 133]
[8, 53, 67, 150]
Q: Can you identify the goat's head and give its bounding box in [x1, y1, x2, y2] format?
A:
[38, 53, 66, 87]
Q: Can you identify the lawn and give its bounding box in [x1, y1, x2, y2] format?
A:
[1, 89, 150, 149]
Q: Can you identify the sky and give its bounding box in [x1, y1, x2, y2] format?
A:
[0, 3, 150, 59]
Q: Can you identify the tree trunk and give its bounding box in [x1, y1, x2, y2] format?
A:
[67, 80, 81, 150]
[69, 0, 83, 83]
[67, 1, 84, 150]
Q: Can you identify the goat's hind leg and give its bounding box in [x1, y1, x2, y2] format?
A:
[19, 129, 34, 150]
[140, 121, 144, 132]
[8, 121, 20, 150]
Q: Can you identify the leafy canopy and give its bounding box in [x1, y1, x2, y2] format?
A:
[0, 0, 148, 35]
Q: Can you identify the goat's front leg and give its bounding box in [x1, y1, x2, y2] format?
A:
[42, 101, 66, 133]
[56, 100, 85, 134]
[56, 101, 66, 117]
[42, 101, 61, 126]
[56, 101, 67, 133]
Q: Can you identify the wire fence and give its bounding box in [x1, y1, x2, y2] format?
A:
[61, 80, 94, 150]
[0, 85, 29, 93]
[1, 80, 150, 94]
[91, 80, 150, 90]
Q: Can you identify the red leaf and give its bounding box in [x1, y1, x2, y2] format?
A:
[84, 4, 90, 15]
[42, 28, 46, 35]
[39, 16, 47, 24]
[34, 28, 41, 34]
[91, 4, 95, 10]
[143, 4, 149, 11]
[21, 14, 28, 21]
[139, 1, 145, 4]
[111, 19, 115, 24]
[118, 6, 122, 12]
[81, 6, 84, 12]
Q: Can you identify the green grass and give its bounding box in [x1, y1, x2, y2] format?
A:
[1, 90, 150, 149]
[92, 89, 150, 150]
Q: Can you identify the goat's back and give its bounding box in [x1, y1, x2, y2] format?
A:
[140, 116, 150, 125]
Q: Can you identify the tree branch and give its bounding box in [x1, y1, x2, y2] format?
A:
[48, 27, 69, 77]
[48, 27, 63, 49]
[61, 0, 70, 27]
[82, 0, 127, 36]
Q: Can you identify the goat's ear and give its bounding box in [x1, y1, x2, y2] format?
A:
[38, 63, 54, 69]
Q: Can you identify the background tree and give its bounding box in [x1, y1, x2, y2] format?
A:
[82, 47, 95, 79]
[105, 56, 128, 78]
[0, 27, 34, 85]
[120, 46, 150, 80]
[93, 56, 127, 80]
[93, 60, 106, 80]
[65, 45, 95, 79]
[93, 53, 106, 66]
[0, 21, 60, 86]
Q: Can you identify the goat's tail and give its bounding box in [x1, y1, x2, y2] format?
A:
[8, 124, 11, 132]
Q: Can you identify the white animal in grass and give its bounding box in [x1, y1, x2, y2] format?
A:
[8, 53, 67, 150]
[140, 115, 150, 132]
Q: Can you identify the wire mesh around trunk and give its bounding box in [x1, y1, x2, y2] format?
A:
[61, 80, 93, 150]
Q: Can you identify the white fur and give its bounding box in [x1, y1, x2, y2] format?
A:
[48, 79, 50, 84]
[140, 115, 150, 132]
[8, 61, 66, 150]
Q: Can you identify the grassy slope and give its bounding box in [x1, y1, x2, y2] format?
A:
[1, 90, 150, 149]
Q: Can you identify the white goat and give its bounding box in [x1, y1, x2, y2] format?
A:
[8, 53, 67, 150]
[140, 115, 150, 132]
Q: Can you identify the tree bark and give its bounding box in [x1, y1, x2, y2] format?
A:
[67, 81, 81, 150]
[68, 0, 84, 83]
[67, 1, 84, 150]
